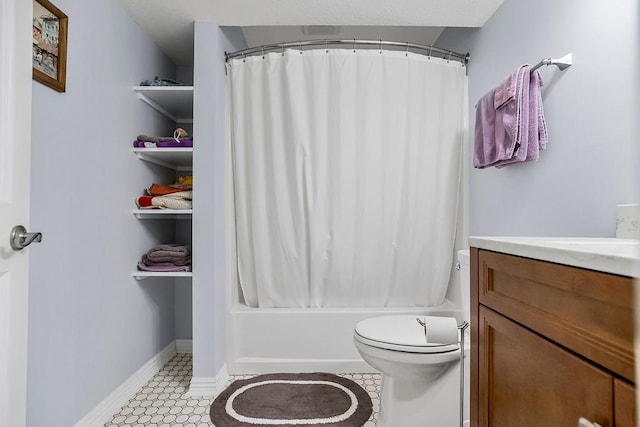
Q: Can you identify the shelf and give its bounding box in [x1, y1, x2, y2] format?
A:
[133, 147, 193, 171]
[132, 209, 192, 219]
[132, 271, 193, 281]
[133, 86, 194, 123]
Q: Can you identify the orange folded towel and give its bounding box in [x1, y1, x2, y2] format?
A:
[147, 183, 192, 196]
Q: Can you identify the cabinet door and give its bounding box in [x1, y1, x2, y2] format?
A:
[614, 379, 636, 427]
[477, 249, 634, 382]
[479, 306, 613, 427]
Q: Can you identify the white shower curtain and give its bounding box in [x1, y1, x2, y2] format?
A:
[227, 49, 468, 308]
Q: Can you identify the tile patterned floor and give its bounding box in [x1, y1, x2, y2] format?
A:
[105, 353, 381, 426]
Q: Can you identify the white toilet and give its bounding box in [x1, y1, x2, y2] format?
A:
[354, 250, 471, 427]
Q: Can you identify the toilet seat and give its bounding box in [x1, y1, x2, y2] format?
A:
[354, 315, 459, 354]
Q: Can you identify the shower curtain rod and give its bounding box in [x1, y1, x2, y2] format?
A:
[225, 39, 470, 64]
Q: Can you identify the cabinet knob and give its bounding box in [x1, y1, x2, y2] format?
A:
[578, 417, 602, 427]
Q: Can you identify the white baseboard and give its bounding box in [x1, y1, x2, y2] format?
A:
[186, 364, 229, 397]
[73, 340, 179, 427]
[176, 339, 193, 353]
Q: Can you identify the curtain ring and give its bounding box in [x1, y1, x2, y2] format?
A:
[299, 40, 303, 55]
[447, 51, 452, 63]
[405, 42, 409, 57]
[242, 51, 246, 62]
[379, 39, 382, 55]
[262, 46, 265, 59]
[353, 38, 356, 53]
[281, 44, 284, 56]
[427, 46, 432, 59]
[325, 39, 329, 54]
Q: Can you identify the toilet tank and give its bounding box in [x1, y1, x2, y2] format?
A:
[457, 250, 470, 323]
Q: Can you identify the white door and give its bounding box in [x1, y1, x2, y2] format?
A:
[0, 0, 33, 426]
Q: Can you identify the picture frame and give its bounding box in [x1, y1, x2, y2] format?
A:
[32, 0, 67, 92]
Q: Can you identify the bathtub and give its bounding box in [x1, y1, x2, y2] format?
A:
[226, 300, 462, 374]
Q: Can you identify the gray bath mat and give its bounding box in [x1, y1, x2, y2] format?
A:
[210, 372, 373, 426]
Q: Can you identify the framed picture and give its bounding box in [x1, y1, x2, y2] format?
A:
[32, 0, 67, 92]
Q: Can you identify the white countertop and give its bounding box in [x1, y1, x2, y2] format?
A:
[469, 236, 640, 277]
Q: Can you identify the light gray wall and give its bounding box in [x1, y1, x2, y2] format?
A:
[28, 1, 177, 425]
[438, 0, 640, 237]
[177, 66, 194, 86]
[192, 23, 246, 377]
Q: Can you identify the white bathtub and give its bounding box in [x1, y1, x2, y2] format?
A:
[226, 301, 462, 374]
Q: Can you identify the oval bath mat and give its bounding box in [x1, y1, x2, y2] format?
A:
[210, 372, 373, 426]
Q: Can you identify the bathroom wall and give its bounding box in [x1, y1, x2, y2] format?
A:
[192, 23, 247, 379]
[438, 0, 640, 237]
[28, 0, 177, 425]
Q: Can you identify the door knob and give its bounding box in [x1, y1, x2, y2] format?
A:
[10, 225, 42, 251]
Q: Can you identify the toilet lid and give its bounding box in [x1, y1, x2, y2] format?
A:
[354, 315, 459, 354]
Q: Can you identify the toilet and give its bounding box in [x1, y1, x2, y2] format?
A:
[354, 250, 471, 427]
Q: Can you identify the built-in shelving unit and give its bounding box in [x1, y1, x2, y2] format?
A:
[132, 85, 194, 281]
[132, 86, 194, 123]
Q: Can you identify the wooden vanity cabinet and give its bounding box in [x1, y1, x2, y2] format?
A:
[470, 248, 636, 427]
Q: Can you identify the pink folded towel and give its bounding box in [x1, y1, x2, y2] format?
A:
[474, 65, 547, 169]
[137, 258, 191, 272]
[493, 66, 522, 109]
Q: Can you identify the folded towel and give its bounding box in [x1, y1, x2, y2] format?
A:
[132, 139, 193, 148]
[144, 244, 191, 264]
[533, 70, 548, 151]
[136, 191, 193, 210]
[142, 254, 192, 266]
[137, 257, 191, 272]
[147, 244, 191, 259]
[493, 67, 547, 168]
[493, 67, 520, 109]
[155, 139, 193, 147]
[139, 77, 184, 87]
[137, 135, 189, 142]
[137, 128, 190, 143]
[474, 65, 527, 168]
[474, 89, 507, 167]
[474, 65, 547, 168]
[493, 66, 531, 166]
[147, 183, 192, 196]
[131, 140, 157, 148]
[177, 176, 192, 186]
[135, 196, 192, 210]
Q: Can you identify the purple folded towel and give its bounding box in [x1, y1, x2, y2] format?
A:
[474, 65, 547, 169]
[474, 65, 527, 168]
[137, 258, 191, 272]
[156, 139, 193, 147]
[493, 68, 520, 109]
[132, 140, 193, 148]
[142, 254, 191, 266]
[137, 134, 192, 143]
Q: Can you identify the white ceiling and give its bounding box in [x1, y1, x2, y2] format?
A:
[119, 0, 504, 66]
[240, 26, 447, 53]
